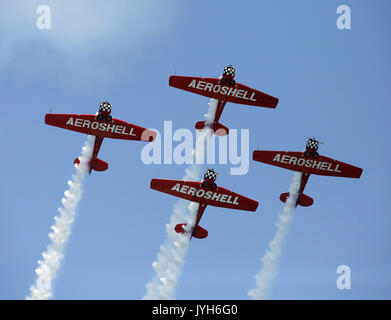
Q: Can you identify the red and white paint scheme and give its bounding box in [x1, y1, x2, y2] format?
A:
[45, 101, 156, 174]
[150, 169, 259, 239]
[252, 138, 363, 207]
[169, 65, 279, 136]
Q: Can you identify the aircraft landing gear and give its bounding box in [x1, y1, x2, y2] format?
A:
[220, 78, 236, 86]
[202, 181, 209, 188]
[304, 150, 320, 159]
[201, 181, 217, 190]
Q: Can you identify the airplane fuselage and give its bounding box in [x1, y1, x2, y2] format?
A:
[191, 204, 207, 240]
[213, 100, 227, 125]
[297, 172, 310, 206]
[293, 145, 318, 204]
[89, 136, 104, 174]
[210, 72, 236, 126]
[189, 175, 216, 239]
[88, 109, 112, 174]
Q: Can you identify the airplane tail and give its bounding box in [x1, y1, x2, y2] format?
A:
[175, 223, 208, 239]
[74, 157, 108, 172]
[195, 121, 229, 136]
[280, 192, 314, 207]
[92, 158, 108, 172]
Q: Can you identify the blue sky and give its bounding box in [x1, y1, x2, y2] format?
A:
[1, 0, 390, 299]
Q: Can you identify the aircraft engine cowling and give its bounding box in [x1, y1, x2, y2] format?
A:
[203, 169, 217, 181]
[223, 65, 236, 78]
[99, 101, 112, 114]
[306, 138, 319, 151]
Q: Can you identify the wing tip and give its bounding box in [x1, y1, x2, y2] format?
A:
[141, 129, 157, 142]
[150, 178, 158, 189]
[252, 201, 259, 212]
[272, 97, 279, 108]
[44, 113, 51, 124]
[355, 167, 363, 179]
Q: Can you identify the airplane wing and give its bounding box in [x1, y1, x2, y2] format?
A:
[253, 150, 363, 178]
[45, 114, 156, 141]
[169, 76, 278, 108]
[151, 179, 259, 212]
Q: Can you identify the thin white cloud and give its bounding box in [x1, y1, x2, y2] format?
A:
[0, 1, 176, 70]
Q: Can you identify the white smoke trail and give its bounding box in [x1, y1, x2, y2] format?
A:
[26, 135, 95, 300]
[143, 99, 218, 299]
[204, 98, 218, 126]
[248, 172, 302, 300]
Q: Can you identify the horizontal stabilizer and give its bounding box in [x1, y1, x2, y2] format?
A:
[195, 121, 229, 136]
[192, 225, 208, 239]
[298, 194, 314, 207]
[92, 158, 108, 172]
[175, 223, 187, 234]
[280, 192, 314, 207]
[174, 223, 208, 239]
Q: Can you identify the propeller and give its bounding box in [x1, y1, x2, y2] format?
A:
[206, 168, 220, 176]
[306, 137, 324, 144]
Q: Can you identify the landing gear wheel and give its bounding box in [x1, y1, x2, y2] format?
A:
[210, 183, 217, 190]
[97, 114, 105, 121]
[220, 78, 228, 85]
[312, 152, 319, 159]
[202, 181, 209, 188]
[105, 115, 112, 122]
[229, 79, 236, 86]
[304, 150, 312, 158]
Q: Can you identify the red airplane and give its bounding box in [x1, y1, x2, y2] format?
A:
[45, 101, 156, 174]
[252, 138, 363, 207]
[169, 65, 279, 136]
[150, 169, 259, 239]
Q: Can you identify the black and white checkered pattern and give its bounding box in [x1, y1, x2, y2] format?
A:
[306, 138, 319, 150]
[223, 65, 236, 77]
[99, 101, 112, 113]
[204, 169, 217, 181]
